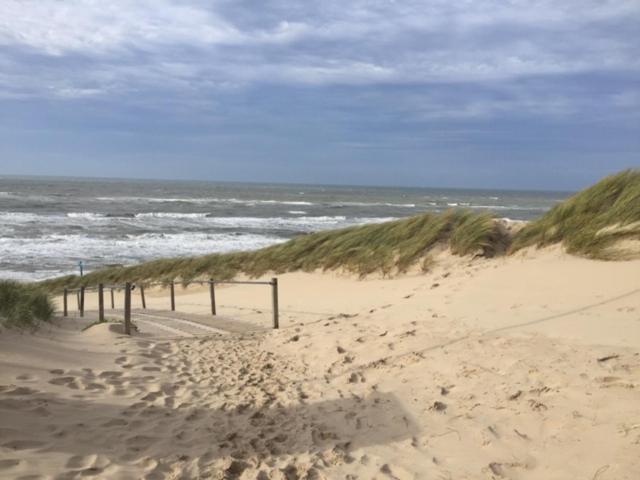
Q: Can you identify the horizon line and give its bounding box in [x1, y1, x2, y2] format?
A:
[0, 173, 577, 194]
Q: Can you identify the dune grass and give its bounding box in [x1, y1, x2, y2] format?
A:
[37, 169, 640, 293]
[510, 169, 640, 259]
[42, 209, 508, 291]
[0, 280, 55, 329]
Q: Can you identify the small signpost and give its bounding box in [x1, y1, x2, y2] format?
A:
[78, 260, 84, 277]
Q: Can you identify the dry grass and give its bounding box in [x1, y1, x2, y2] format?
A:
[42, 209, 507, 291]
[0, 281, 55, 329]
[510, 169, 640, 259]
[39, 169, 640, 293]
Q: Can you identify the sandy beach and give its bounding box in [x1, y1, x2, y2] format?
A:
[1, 246, 639, 479]
[2, 0, 638, 477]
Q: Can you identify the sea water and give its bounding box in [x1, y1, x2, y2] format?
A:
[0, 176, 571, 281]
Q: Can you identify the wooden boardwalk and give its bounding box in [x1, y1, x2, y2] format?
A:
[130, 309, 265, 337]
[69, 308, 267, 338]
[64, 278, 279, 335]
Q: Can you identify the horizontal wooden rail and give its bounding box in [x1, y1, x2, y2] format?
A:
[142, 280, 274, 287]
[61, 278, 280, 333]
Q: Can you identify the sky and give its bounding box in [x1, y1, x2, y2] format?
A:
[0, 0, 638, 191]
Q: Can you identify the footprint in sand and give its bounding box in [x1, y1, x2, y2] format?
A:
[2, 440, 46, 451]
[5, 386, 39, 396]
[596, 376, 635, 389]
[49, 376, 79, 389]
[348, 372, 366, 384]
[83, 382, 107, 391]
[142, 366, 162, 372]
[141, 391, 163, 402]
[66, 454, 97, 469]
[65, 453, 111, 477]
[125, 435, 156, 452]
[380, 463, 414, 480]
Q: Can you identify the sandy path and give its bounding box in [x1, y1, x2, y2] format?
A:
[2, 247, 639, 479]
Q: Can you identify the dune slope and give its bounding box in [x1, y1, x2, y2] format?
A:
[2, 248, 639, 479]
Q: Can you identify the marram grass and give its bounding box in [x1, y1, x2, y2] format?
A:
[0, 281, 54, 329]
[510, 169, 640, 259]
[39, 169, 640, 292]
[42, 209, 508, 291]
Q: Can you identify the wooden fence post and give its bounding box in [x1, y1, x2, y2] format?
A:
[110, 288, 115, 309]
[63, 288, 68, 317]
[209, 279, 216, 316]
[271, 277, 279, 329]
[76, 291, 80, 311]
[140, 285, 146, 309]
[170, 281, 175, 311]
[98, 283, 104, 321]
[124, 282, 132, 335]
[79, 286, 85, 318]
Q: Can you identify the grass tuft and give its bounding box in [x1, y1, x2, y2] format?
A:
[0, 280, 55, 329]
[510, 169, 640, 259]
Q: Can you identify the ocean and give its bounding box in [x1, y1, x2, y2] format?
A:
[0, 176, 571, 281]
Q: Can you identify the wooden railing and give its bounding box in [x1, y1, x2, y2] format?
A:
[63, 278, 280, 334]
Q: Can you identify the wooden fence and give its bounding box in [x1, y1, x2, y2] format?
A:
[63, 278, 279, 335]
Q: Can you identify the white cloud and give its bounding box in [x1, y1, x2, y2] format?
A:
[0, 0, 638, 114]
[0, 0, 244, 55]
[0, 0, 314, 55]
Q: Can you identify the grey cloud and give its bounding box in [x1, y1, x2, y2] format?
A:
[1, 0, 638, 96]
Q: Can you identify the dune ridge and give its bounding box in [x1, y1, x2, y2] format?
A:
[41, 169, 639, 292]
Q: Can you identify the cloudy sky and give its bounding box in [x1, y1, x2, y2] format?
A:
[0, 0, 638, 190]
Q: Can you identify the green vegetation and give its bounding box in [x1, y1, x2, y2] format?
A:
[511, 169, 640, 259]
[42, 209, 508, 291]
[38, 169, 640, 292]
[0, 280, 55, 329]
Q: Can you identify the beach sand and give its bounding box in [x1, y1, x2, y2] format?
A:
[1, 246, 639, 479]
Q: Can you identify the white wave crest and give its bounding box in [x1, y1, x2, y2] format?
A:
[96, 196, 315, 206]
[66, 212, 106, 219]
[0, 232, 286, 281]
[328, 201, 416, 208]
[135, 212, 209, 219]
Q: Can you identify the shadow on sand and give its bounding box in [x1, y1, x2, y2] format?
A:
[0, 386, 419, 478]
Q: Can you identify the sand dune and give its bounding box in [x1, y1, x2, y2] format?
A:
[1, 247, 639, 479]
